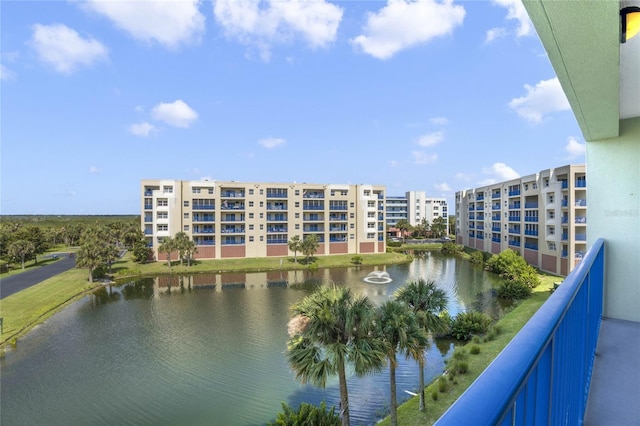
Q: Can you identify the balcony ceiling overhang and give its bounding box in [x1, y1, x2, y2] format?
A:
[523, 0, 640, 141]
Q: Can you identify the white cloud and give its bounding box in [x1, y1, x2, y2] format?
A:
[454, 172, 472, 182]
[434, 182, 451, 192]
[82, 0, 205, 50]
[480, 162, 520, 184]
[412, 151, 438, 165]
[491, 0, 533, 37]
[0, 64, 16, 80]
[89, 166, 100, 173]
[484, 27, 507, 43]
[417, 131, 444, 147]
[565, 136, 586, 158]
[214, 0, 343, 61]
[508, 77, 570, 123]
[151, 100, 198, 128]
[30, 24, 108, 74]
[259, 137, 286, 149]
[130, 122, 156, 137]
[389, 160, 399, 167]
[429, 116, 449, 126]
[351, 0, 465, 60]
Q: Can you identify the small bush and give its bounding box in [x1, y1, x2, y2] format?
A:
[350, 256, 363, 265]
[471, 335, 482, 344]
[431, 390, 439, 401]
[268, 401, 340, 426]
[470, 345, 481, 355]
[450, 311, 492, 341]
[469, 251, 484, 265]
[387, 241, 403, 248]
[455, 361, 469, 374]
[497, 278, 532, 300]
[438, 376, 449, 393]
[452, 348, 468, 361]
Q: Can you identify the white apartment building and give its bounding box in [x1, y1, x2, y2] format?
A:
[141, 180, 387, 260]
[386, 191, 449, 230]
[455, 164, 587, 276]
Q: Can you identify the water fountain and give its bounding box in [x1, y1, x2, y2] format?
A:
[363, 271, 392, 284]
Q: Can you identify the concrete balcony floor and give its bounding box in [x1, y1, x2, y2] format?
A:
[584, 318, 640, 426]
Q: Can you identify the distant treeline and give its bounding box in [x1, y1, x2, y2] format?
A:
[1, 215, 139, 228]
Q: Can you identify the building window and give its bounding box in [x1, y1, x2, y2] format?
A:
[208, 188, 214, 194]
[295, 224, 300, 229]
[295, 213, 300, 219]
[295, 202, 300, 208]
[260, 224, 264, 230]
[163, 186, 173, 194]
[350, 202, 355, 208]
[260, 213, 264, 219]
[249, 236, 254, 242]
[192, 187, 201, 194]
[260, 236, 264, 242]
[544, 178, 549, 187]
[260, 189, 264, 195]
[183, 225, 189, 231]
[295, 190, 300, 196]
[249, 189, 254, 195]
[184, 201, 189, 207]
[260, 201, 263, 207]
[157, 224, 168, 231]
[249, 224, 254, 230]
[157, 199, 168, 207]
[350, 213, 355, 218]
[249, 213, 254, 219]
[184, 213, 189, 219]
[249, 201, 254, 207]
[157, 211, 168, 219]
[364, 190, 371, 196]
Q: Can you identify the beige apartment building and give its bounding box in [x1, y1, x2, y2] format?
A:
[141, 179, 387, 260]
[455, 164, 587, 276]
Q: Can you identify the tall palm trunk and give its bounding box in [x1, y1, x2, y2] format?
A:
[389, 355, 398, 426]
[338, 362, 350, 426]
[418, 356, 426, 411]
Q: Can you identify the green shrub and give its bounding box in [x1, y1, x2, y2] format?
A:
[470, 345, 481, 355]
[268, 401, 340, 426]
[438, 376, 449, 393]
[469, 251, 484, 265]
[351, 256, 363, 265]
[441, 242, 464, 255]
[455, 361, 469, 374]
[431, 390, 439, 401]
[497, 278, 532, 300]
[452, 348, 468, 361]
[387, 241, 403, 248]
[451, 311, 492, 341]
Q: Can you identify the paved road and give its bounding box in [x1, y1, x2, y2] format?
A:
[0, 254, 77, 300]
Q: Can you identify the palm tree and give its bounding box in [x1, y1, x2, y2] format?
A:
[286, 284, 386, 426]
[395, 279, 449, 411]
[301, 234, 319, 264]
[288, 235, 302, 263]
[158, 237, 176, 268]
[8, 239, 35, 270]
[376, 300, 429, 426]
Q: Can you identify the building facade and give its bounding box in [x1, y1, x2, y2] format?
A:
[385, 191, 449, 229]
[455, 164, 586, 276]
[141, 180, 387, 260]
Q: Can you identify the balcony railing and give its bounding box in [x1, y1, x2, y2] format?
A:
[436, 239, 604, 426]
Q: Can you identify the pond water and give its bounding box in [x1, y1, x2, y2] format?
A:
[0, 252, 507, 426]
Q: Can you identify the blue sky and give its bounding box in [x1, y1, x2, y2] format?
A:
[1, 0, 585, 215]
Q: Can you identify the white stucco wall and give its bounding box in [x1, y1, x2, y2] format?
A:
[587, 117, 640, 322]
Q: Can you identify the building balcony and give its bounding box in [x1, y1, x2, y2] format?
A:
[492, 226, 501, 232]
[524, 217, 539, 223]
[508, 204, 521, 209]
[508, 240, 521, 247]
[144, 204, 153, 210]
[524, 202, 539, 208]
[508, 190, 521, 196]
[476, 195, 485, 201]
[576, 233, 587, 241]
[492, 237, 501, 243]
[492, 193, 500, 199]
[193, 205, 215, 210]
[221, 191, 245, 198]
[492, 205, 501, 211]
[524, 230, 538, 236]
[524, 242, 538, 250]
[575, 216, 587, 224]
[508, 216, 520, 222]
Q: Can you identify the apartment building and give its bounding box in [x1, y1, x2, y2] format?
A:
[385, 191, 449, 228]
[141, 180, 386, 260]
[455, 164, 586, 276]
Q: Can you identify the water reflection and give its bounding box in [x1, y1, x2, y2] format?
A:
[1, 252, 507, 426]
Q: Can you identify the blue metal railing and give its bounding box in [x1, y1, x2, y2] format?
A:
[436, 239, 604, 426]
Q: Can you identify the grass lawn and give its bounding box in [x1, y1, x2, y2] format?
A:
[1, 268, 100, 347]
